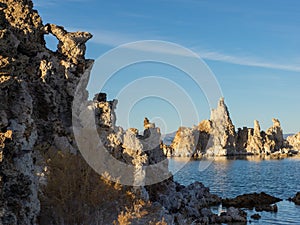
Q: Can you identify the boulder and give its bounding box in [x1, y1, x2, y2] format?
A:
[217, 207, 247, 223]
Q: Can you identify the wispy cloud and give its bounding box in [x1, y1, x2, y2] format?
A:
[87, 29, 300, 72]
[34, 0, 89, 7]
[198, 50, 300, 72]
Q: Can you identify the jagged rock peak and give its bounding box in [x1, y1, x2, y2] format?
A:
[254, 120, 261, 135]
[208, 97, 236, 153]
[144, 117, 155, 129]
[211, 97, 232, 121]
[272, 118, 281, 127]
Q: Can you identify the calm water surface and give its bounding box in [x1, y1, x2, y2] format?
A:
[169, 156, 300, 224]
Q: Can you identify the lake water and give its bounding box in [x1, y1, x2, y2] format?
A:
[168, 156, 300, 224]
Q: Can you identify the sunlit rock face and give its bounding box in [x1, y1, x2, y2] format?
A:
[287, 132, 300, 150]
[166, 98, 296, 157]
[245, 120, 264, 154]
[171, 126, 199, 157]
[264, 118, 284, 153]
[90, 97, 170, 188]
[206, 98, 236, 156]
[0, 0, 92, 223]
[169, 98, 236, 157]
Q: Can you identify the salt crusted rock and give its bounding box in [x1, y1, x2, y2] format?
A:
[0, 0, 92, 224]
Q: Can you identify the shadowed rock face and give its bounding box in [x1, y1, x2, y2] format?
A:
[0, 0, 92, 224]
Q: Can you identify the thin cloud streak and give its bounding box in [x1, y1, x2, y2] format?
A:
[89, 29, 300, 72]
[34, 0, 89, 7]
[199, 50, 300, 72]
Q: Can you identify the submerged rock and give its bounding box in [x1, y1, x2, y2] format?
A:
[250, 213, 261, 220]
[222, 192, 282, 211]
[288, 192, 300, 205]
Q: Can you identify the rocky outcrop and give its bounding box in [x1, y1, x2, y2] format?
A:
[0, 0, 92, 224]
[83, 96, 230, 224]
[149, 180, 246, 224]
[222, 192, 282, 212]
[170, 126, 199, 157]
[165, 97, 297, 157]
[287, 132, 300, 150]
[169, 98, 237, 157]
[207, 97, 236, 155]
[246, 120, 264, 154]
[264, 118, 284, 153]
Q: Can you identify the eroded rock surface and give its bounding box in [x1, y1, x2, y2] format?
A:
[0, 0, 92, 224]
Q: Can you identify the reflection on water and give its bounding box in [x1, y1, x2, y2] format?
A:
[169, 156, 300, 224]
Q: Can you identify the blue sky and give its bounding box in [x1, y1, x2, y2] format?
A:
[34, 0, 300, 134]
